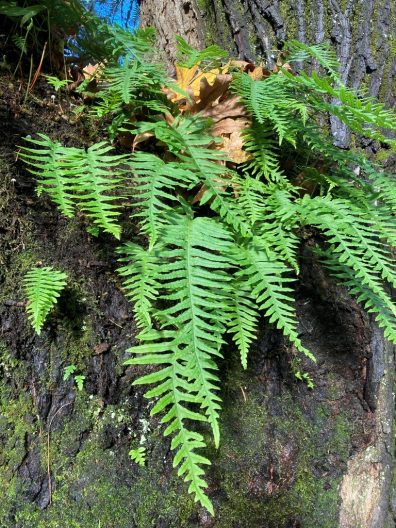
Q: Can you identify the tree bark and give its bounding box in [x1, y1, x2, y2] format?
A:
[138, 1, 396, 527]
[141, 0, 396, 147]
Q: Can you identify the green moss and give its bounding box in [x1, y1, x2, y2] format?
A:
[11, 393, 196, 528]
[209, 354, 353, 528]
[0, 377, 38, 528]
[201, 0, 237, 53]
[279, 3, 298, 40]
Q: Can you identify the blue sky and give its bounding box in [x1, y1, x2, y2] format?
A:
[85, 0, 140, 29]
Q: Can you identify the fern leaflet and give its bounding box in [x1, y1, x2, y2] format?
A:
[24, 266, 67, 334]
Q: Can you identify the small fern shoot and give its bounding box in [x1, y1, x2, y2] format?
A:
[24, 266, 67, 334]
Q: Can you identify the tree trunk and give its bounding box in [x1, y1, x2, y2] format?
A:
[141, 0, 396, 147]
[139, 1, 396, 527]
[0, 2, 395, 528]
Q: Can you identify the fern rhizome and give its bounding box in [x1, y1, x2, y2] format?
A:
[20, 29, 396, 514]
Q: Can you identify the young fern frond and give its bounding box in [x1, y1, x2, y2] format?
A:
[24, 266, 67, 334]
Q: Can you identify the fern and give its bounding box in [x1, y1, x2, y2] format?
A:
[241, 121, 287, 183]
[285, 40, 341, 81]
[176, 35, 228, 68]
[302, 197, 396, 341]
[282, 69, 396, 144]
[24, 267, 67, 335]
[130, 151, 199, 246]
[227, 284, 260, 369]
[234, 241, 315, 362]
[128, 329, 214, 513]
[20, 30, 396, 516]
[59, 141, 126, 239]
[233, 73, 308, 145]
[20, 136, 128, 238]
[101, 58, 165, 106]
[125, 211, 234, 512]
[19, 134, 78, 218]
[117, 242, 160, 331]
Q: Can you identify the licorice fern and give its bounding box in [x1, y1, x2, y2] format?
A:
[20, 136, 128, 238]
[24, 266, 67, 334]
[21, 29, 396, 515]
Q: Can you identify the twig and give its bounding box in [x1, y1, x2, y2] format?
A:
[28, 41, 47, 93]
[3, 300, 27, 307]
[46, 400, 73, 505]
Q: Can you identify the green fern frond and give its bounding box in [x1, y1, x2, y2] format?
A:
[102, 58, 165, 106]
[284, 70, 396, 143]
[300, 196, 396, 319]
[236, 177, 300, 272]
[233, 73, 308, 145]
[302, 196, 396, 286]
[127, 330, 214, 514]
[105, 26, 156, 60]
[24, 266, 67, 334]
[260, 187, 301, 273]
[117, 242, 161, 332]
[21, 136, 127, 239]
[176, 35, 228, 68]
[319, 253, 396, 344]
[168, 116, 253, 237]
[234, 241, 314, 361]
[125, 212, 234, 512]
[19, 134, 79, 218]
[131, 152, 199, 246]
[158, 212, 233, 445]
[72, 142, 126, 238]
[285, 40, 341, 81]
[241, 121, 287, 182]
[227, 284, 260, 369]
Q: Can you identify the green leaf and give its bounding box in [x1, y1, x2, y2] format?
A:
[24, 266, 67, 334]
